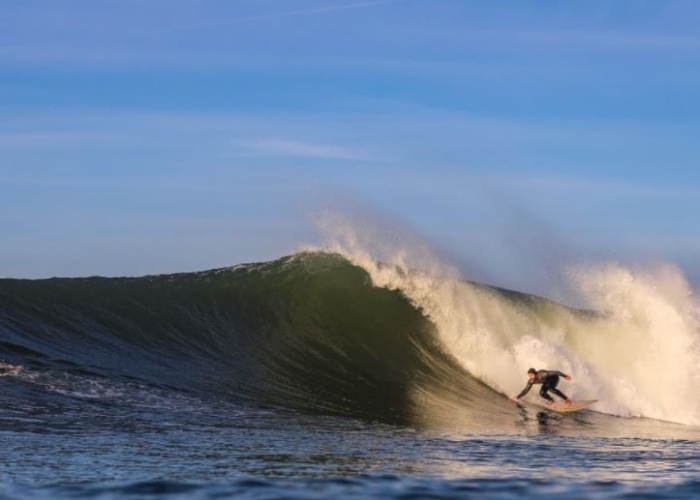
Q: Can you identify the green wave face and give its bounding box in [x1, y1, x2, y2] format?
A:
[0, 252, 502, 426]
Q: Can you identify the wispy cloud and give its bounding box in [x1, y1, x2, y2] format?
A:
[242, 139, 371, 161]
[182, 0, 412, 26]
[0, 131, 110, 147]
[0, 45, 512, 76]
[436, 28, 700, 52]
[0, 0, 418, 70]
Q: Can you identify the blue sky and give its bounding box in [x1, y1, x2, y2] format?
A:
[1, 0, 699, 293]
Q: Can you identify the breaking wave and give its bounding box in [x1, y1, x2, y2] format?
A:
[1, 247, 698, 427]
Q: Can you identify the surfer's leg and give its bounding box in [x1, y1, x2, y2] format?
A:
[549, 388, 568, 400]
[547, 376, 568, 401]
[539, 384, 554, 402]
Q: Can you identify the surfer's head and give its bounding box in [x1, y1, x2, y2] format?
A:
[527, 368, 536, 379]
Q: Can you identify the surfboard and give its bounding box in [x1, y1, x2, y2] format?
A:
[547, 400, 598, 413]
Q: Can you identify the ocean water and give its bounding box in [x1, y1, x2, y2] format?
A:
[1, 251, 699, 499]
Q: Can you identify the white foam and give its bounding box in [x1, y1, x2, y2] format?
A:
[566, 262, 700, 424]
[313, 214, 700, 426]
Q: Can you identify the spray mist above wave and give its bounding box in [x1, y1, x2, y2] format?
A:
[313, 210, 700, 426]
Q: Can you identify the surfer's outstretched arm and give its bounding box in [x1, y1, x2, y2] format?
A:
[514, 380, 534, 400]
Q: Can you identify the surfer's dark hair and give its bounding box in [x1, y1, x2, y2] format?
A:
[527, 368, 536, 374]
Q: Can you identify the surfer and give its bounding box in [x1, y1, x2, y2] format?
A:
[512, 368, 572, 406]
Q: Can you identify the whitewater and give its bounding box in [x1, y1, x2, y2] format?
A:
[317, 213, 700, 427]
[1, 218, 700, 498]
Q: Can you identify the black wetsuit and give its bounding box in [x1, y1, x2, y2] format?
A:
[516, 370, 569, 402]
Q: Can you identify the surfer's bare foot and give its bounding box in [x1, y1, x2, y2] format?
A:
[565, 399, 572, 406]
[547, 401, 555, 406]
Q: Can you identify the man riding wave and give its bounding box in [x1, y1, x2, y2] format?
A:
[512, 368, 572, 406]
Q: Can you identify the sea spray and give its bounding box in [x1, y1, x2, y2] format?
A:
[317, 216, 700, 425]
[569, 263, 700, 424]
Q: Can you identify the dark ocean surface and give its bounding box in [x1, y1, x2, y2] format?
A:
[1, 252, 699, 499]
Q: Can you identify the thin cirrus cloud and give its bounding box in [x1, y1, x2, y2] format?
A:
[0, 131, 120, 148]
[433, 28, 700, 51]
[241, 139, 374, 161]
[3, 3, 697, 76]
[189, 0, 414, 26]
